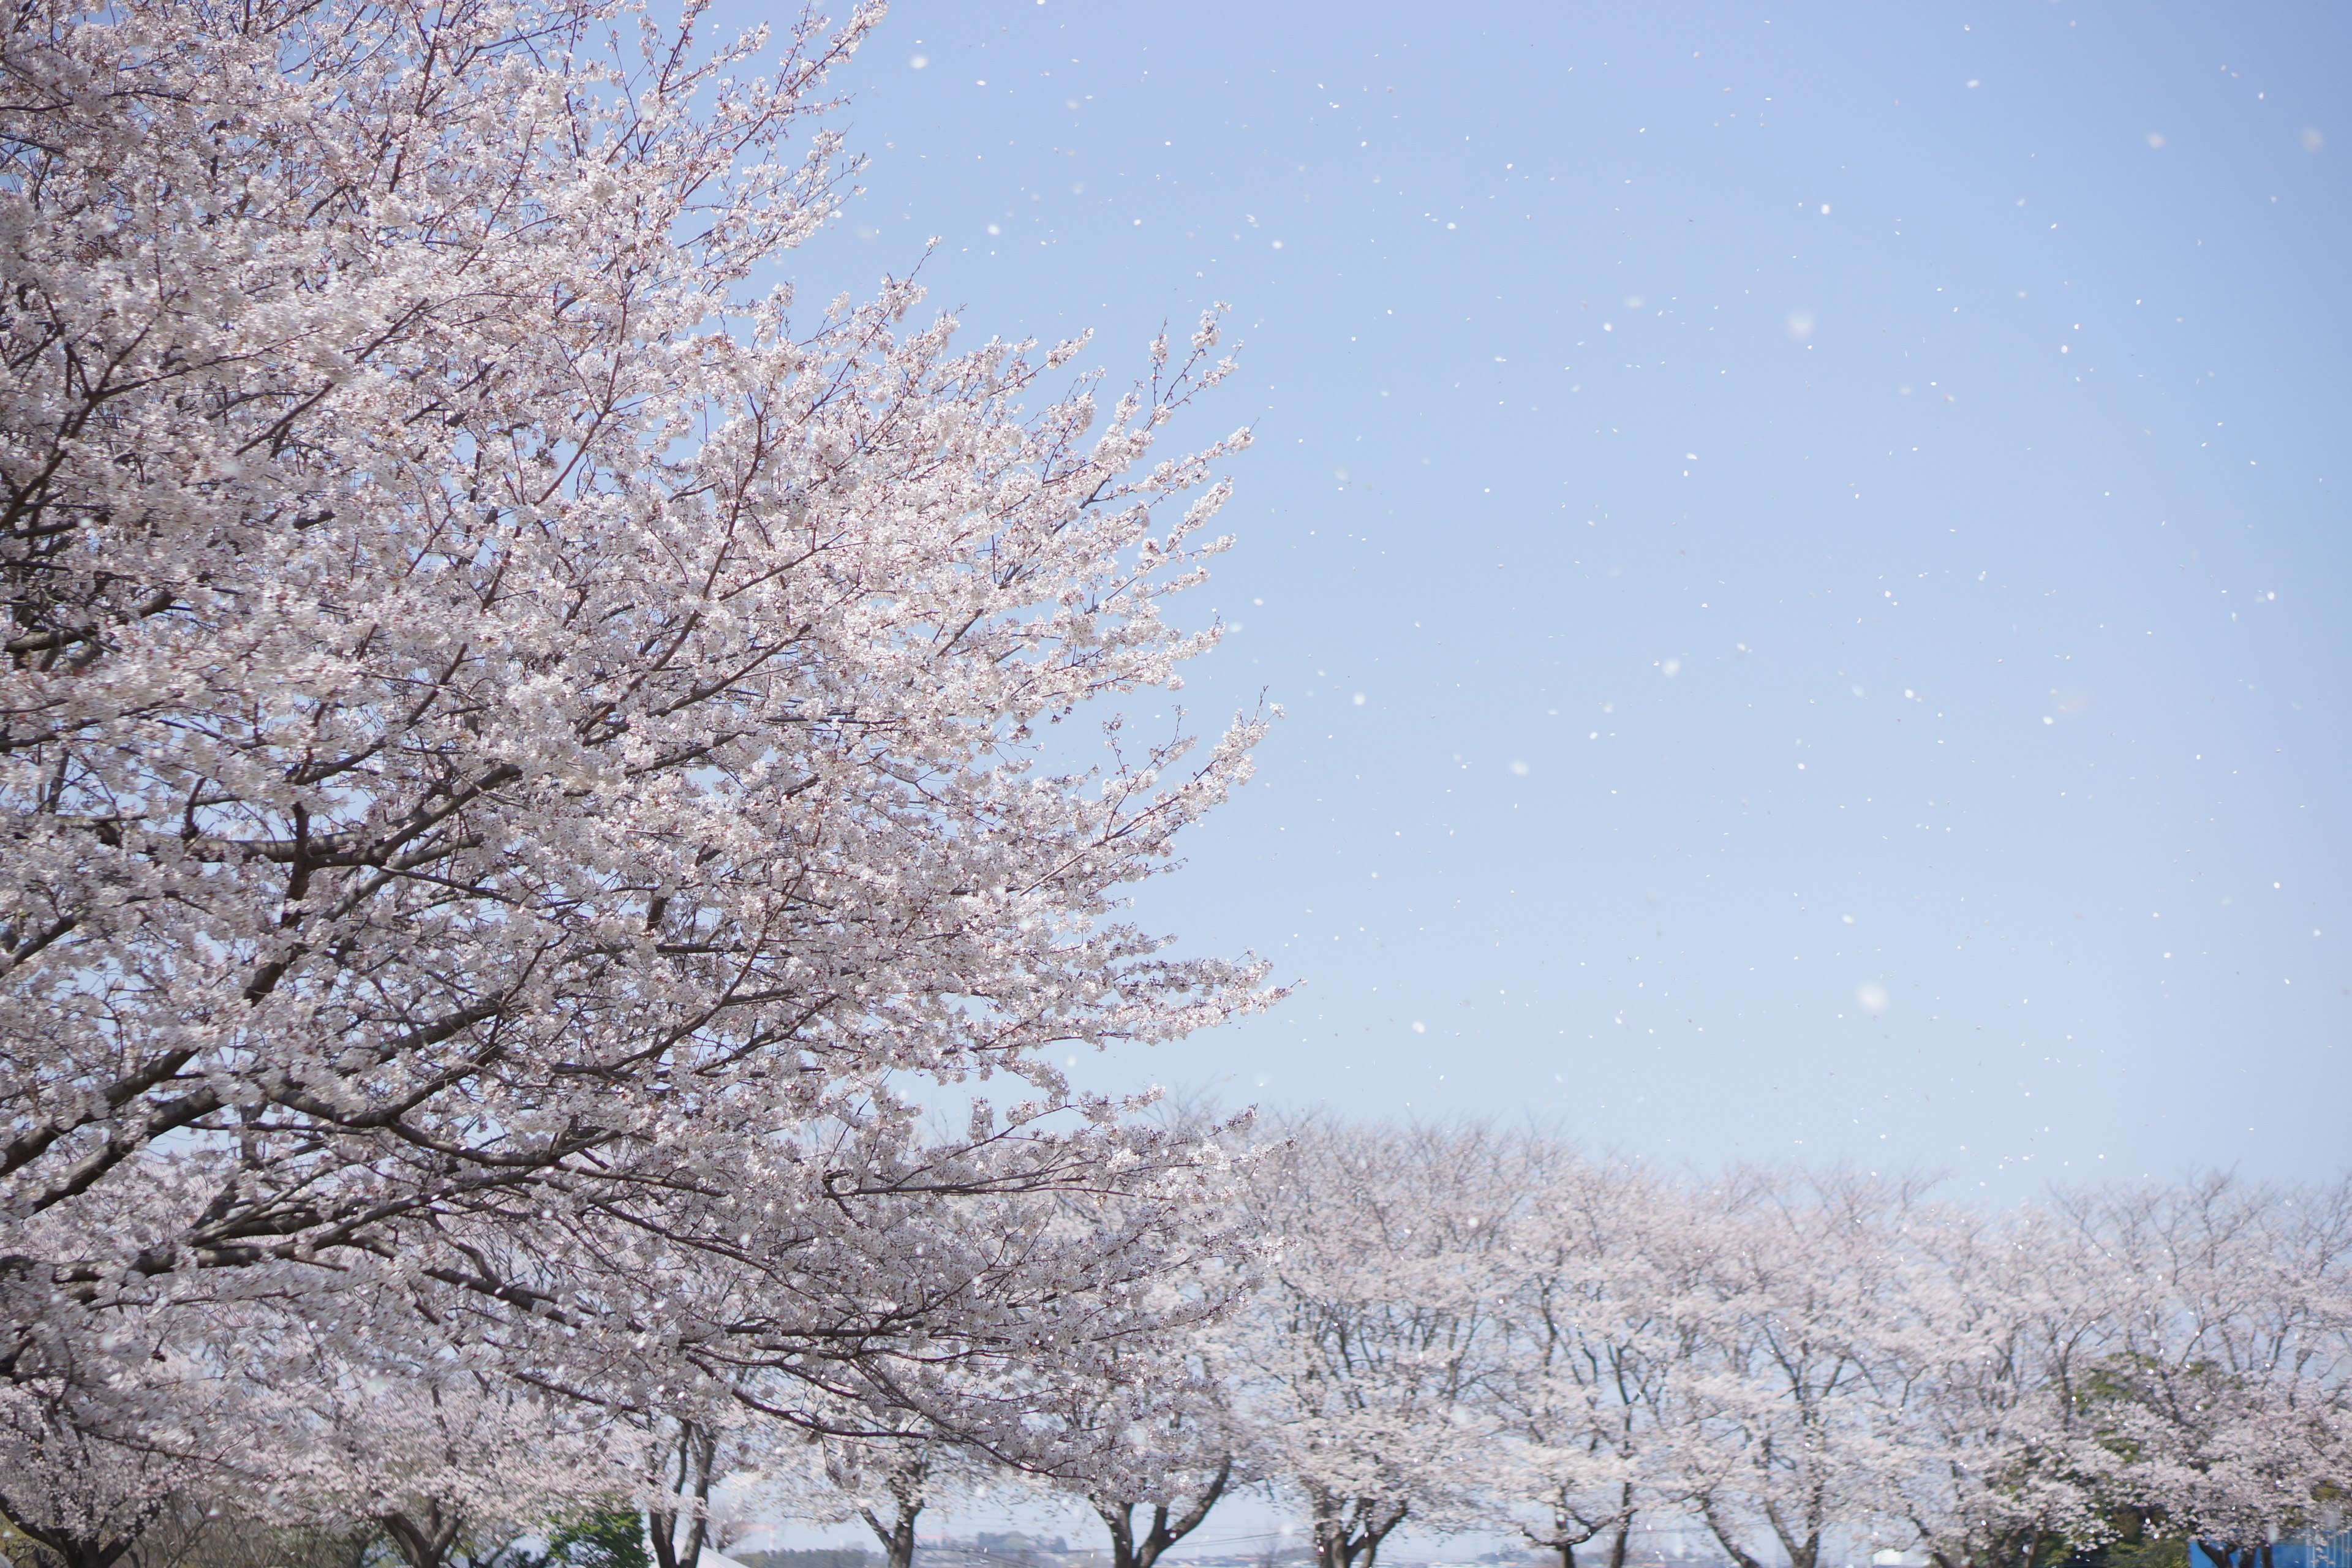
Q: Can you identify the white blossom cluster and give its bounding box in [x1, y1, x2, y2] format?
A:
[0, 0, 1274, 1550]
[1232, 1121, 2352, 1568]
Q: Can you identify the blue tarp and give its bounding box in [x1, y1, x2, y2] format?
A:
[2187, 1534, 2351, 1568]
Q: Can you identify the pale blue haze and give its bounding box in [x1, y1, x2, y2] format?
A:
[761, 0, 2351, 1193]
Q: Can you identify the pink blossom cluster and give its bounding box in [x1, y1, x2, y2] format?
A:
[1233, 1121, 2352, 1568]
[0, 0, 1272, 1556]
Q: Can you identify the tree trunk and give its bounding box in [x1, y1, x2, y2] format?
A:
[1098, 1504, 1139, 1568]
[649, 1424, 720, 1568]
[1698, 1502, 1768, 1568]
[1094, 1458, 1231, 1568]
[7, 1531, 135, 1568]
[1522, 1491, 1632, 1568]
[1305, 1487, 1408, 1568]
[860, 1491, 922, 1568]
[0, 1490, 173, 1568]
[1355, 1507, 1408, 1568]
[1604, 1515, 1632, 1568]
[380, 1503, 465, 1568]
[1758, 1499, 1820, 1568]
[1513, 1513, 1578, 1568]
[851, 1476, 912, 1568]
[1306, 1485, 1345, 1568]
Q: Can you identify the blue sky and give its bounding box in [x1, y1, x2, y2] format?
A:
[768, 0, 2350, 1197]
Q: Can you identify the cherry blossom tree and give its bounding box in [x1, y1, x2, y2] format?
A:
[2072, 1175, 2352, 1568]
[1235, 1119, 1518, 1568]
[1219, 1142, 2346, 1568]
[1033, 1338, 1253, 1568]
[0, 0, 1270, 1507]
[254, 1336, 639, 1568]
[1487, 1151, 1696, 1568]
[1670, 1171, 1927, 1568]
[1887, 1204, 2119, 1568]
[643, 1416, 739, 1568]
[1017, 1109, 1259, 1568]
[0, 1382, 214, 1568]
[780, 1411, 998, 1568]
[845, 1445, 932, 1568]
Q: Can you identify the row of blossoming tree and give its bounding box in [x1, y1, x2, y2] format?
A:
[15, 1102, 2345, 1568]
[793, 1126, 2351, 1568]
[1222, 1121, 2352, 1568]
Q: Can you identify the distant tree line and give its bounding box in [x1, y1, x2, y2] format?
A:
[735, 1551, 877, 1568]
[8, 1117, 2343, 1568]
[1221, 1120, 2352, 1568]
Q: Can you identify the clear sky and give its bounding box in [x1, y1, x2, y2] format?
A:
[765, 0, 2350, 1199]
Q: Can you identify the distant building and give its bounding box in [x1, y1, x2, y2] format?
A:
[972, 1535, 1071, 1564]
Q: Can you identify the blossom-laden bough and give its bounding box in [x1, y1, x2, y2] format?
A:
[0, 0, 1275, 1534]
